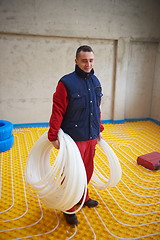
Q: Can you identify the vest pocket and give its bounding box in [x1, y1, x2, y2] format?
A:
[70, 92, 86, 109]
[95, 87, 103, 106]
[65, 121, 85, 129]
[62, 121, 87, 140]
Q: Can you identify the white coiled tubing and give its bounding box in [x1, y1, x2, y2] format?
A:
[26, 129, 122, 213]
[91, 138, 122, 188]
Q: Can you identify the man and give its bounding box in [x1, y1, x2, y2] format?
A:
[48, 45, 104, 225]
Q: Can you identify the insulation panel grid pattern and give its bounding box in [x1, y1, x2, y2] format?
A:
[0, 121, 160, 239]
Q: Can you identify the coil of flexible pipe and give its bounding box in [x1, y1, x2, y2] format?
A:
[26, 129, 122, 214]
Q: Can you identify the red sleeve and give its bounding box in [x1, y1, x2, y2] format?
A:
[48, 81, 68, 141]
[100, 122, 104, 132]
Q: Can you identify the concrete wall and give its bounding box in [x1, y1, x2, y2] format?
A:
[0, 0, 160, 124]
[1, 0, 160, 39]
[151, 44, 160, 121]
[0, 36, 115, 122]
[125, 41, 158, 119]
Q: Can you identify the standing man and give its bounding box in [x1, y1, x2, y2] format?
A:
[48, 45, 104, 225]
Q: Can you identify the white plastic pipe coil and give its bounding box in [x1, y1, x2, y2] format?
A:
[26, 129, 122, 213]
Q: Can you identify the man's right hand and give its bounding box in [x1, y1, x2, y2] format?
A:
[51, 140, 60, 149]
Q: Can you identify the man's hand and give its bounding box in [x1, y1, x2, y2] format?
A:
[51, 140, 60, 149]
[97, 133, 103, 142]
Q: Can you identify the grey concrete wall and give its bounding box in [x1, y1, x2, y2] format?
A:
[1, 0, 160, 39]
[0, 36, 115, 122]
[0, 0, 160, 123]
[125, 41, 158, 119]
[151, 44, 160, 121]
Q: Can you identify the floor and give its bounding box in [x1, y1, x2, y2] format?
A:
[0, 121, 160, 240]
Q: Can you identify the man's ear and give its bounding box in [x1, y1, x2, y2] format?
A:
[75, 58, 77, 64]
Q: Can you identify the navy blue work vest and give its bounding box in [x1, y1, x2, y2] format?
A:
[60, 65, 103, 141]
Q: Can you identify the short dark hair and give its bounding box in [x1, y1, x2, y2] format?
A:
[76, 45, 94, 58]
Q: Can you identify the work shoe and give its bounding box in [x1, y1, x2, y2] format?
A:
[84, 198, 98, 208]
[63, 213, 78, 226]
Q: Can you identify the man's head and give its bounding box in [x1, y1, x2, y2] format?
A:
[75, 45, 94, 73]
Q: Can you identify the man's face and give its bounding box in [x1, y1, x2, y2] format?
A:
[75, 51, 94, 73]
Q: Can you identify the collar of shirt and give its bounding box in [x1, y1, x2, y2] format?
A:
[75, 65, 94, 79]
